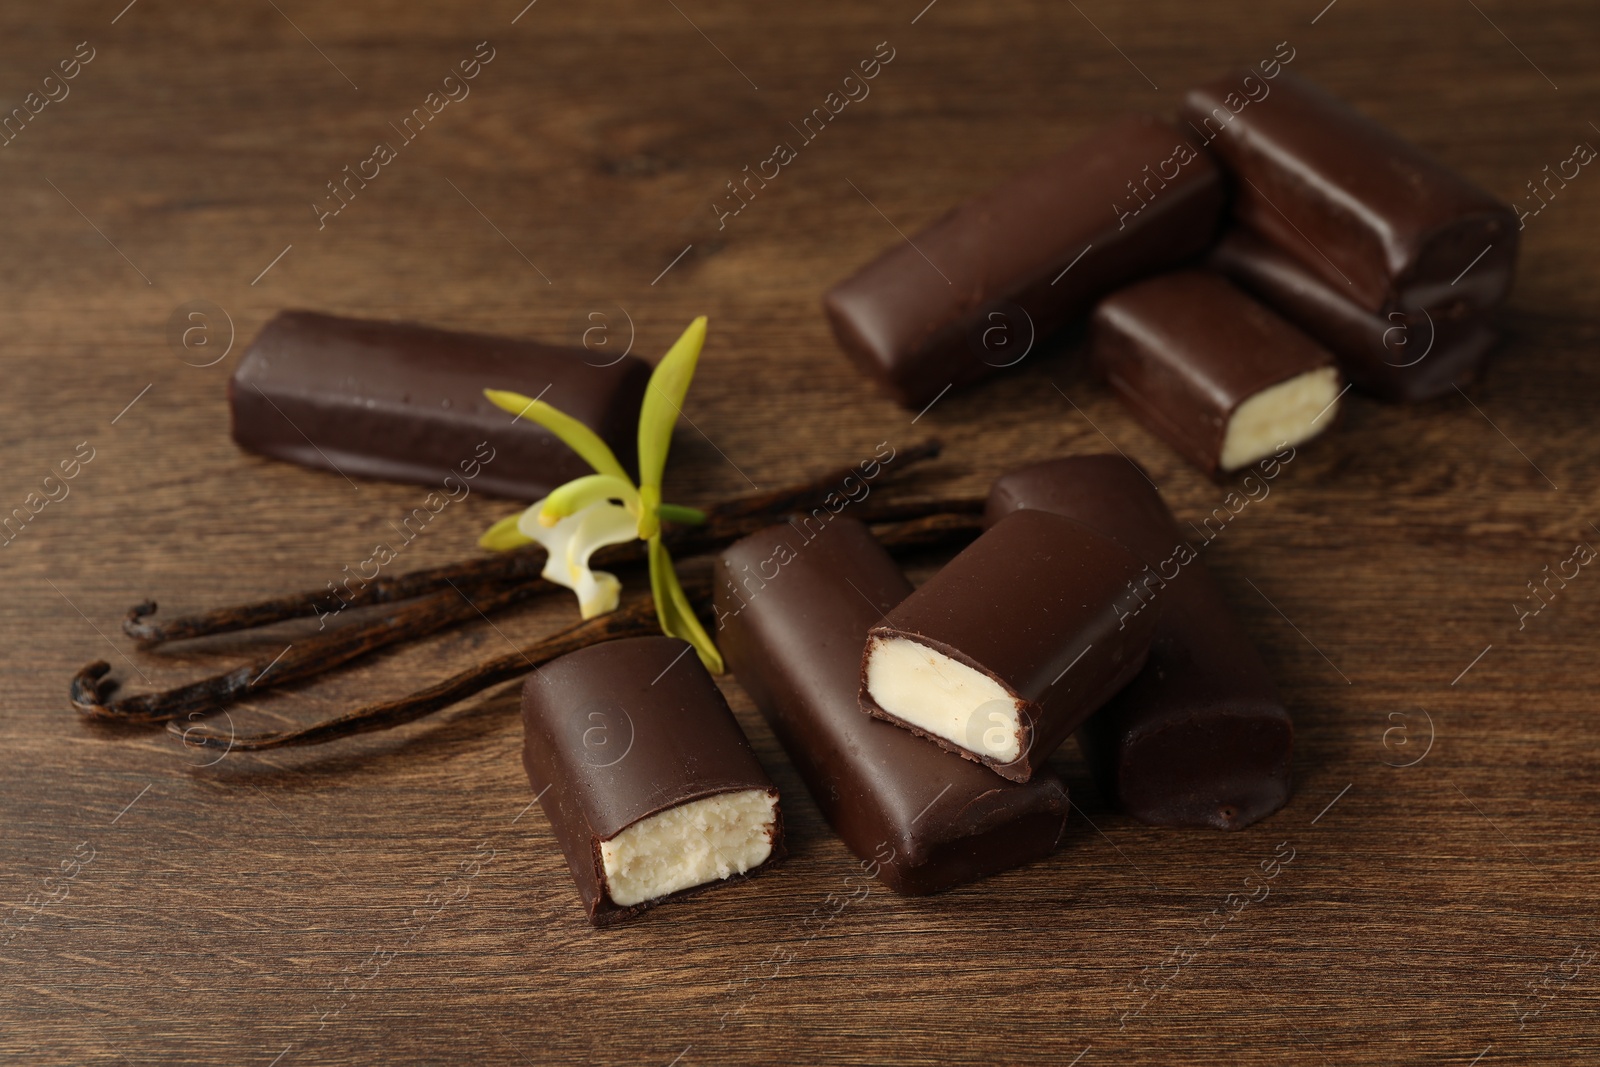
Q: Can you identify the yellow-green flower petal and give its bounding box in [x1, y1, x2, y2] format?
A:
[637, 317, 706, 499]
[540, 473, 641, 526]
[483, 389, 630, 482]
[479, 512, 535, 551]
[648, 535, 723, 673]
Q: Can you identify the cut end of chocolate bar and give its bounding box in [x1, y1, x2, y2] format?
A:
[600, 789, 779, 907]
[1219, 364, 1341, 471]
[1093, 271, 1341, 475]
[862, 635, 1026, 763]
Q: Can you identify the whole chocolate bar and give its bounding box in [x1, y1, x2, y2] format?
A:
[716, 517, 1070, 895]
[824, 115, 1224, 408]
[1182, 71, 1518, 315]
[1092, 270, 1342, 475]
[1209, 228, 1497, 402]
[860, 508, 1156, 783]
[230, 310, 652, 500]
[521, 636, 784, 926]
[986, 457, 1293, 829]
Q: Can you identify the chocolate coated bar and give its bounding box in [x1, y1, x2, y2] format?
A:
[1092, 270, 1342, 475]
[824, 115, 1224, 408]
[860, 508, 1156, 782]
[716, 517, 1070, 894]
[986, 456, 1292, 829]
[521, 636, 784, 926]
[1182, 72, 1518, 314]
[231, 310, 651, 500]
[1209, 228, 1497, 402]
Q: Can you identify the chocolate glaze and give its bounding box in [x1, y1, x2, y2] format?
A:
[716, 517, 1070, 895]
[230, 310, 651, 500]
[1092, 270, 1341, 475]
[1182, 72, 1518, 315]
[520, 636, 784, 926]
[824, 115, 1225, 408]
[861, 508, 1156, 783]
[1209, 228, 1497, 402]
[986, 456, 1293, 830]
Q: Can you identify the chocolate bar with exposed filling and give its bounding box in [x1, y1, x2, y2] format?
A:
[860, 508, 1157, 783]
[1092, 270, 1343, 475]
[521, 636, 784, 926]
[716, 517, 1070, 894]
[986, 456, 1293, 829]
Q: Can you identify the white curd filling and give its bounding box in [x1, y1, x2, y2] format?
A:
[1218, 366, 1341, 472]
[600, 790, 777, 908]
[864, 635, 1025, 763]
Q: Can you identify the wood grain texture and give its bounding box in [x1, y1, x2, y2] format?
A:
[3, 1, 1599, 1063]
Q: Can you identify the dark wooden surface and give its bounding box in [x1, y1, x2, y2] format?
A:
[4, 1, 1599, 1063]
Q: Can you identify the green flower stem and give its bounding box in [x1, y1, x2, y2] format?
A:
[656, 504, 707, 526]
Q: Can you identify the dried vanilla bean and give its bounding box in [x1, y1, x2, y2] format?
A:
[168, 512, 983, 751]
[124, 440, 944, 646]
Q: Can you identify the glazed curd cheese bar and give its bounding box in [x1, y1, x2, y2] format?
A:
[521, 636, 783, 926]
[986, 456, 1294, 829]
[860, 508, 1157, 783]
[231, 310, 652, 500]
[1092, 271, 1343, 475]
[716, 517, 1070, 894]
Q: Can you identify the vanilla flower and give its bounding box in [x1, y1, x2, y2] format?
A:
[478, 317, 722, 672]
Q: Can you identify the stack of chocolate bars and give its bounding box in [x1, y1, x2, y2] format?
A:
[826, 72, 1519, 473]
[513, 454, 1291, 925]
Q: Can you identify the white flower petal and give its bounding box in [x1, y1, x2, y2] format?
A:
[517, 497, 638, 619]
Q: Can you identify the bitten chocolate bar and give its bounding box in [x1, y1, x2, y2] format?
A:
[1092, 270, 1343, 475]
[1209, 228, 1497, 402]
[824, 115, 1224, 408]
[1182, 72, 1518, 315]
[860, 508, 1156, 783]
[986, 457, 1293, 829]
[716, 517, 1070, 895]
[230, 310, 652, 500]
[521, 636, 784, 926]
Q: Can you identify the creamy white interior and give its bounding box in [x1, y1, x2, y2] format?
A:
[599, 789, 777, 908]
[1218, 366, 1342, 472]
[864, 636, 1024, 763]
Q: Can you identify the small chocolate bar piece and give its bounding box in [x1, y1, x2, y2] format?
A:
[231, 310, 652, 500]
[1093, 270, 1343, 475]
[716, 517, 1070, 895]
[860, 508, 1156, 783]
[1182, 72, 1518, 315]
[1209, 228, 1497, 402]
[987, 457, 1293, 829]
[521, 636, 783, 926]
[824, 115, 1224, 408]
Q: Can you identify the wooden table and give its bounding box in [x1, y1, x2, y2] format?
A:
[4, 1, 1597, 1062]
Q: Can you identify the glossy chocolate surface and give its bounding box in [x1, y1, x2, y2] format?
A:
[862, 508, 1156, 782]
[231, 310, 651, 500]
[1182, 71, 1517, 314]
[520, 636, 784, 926]
[1092, 270, 1339, 475]
[986, 456, 1293, 830]
[1209, 228, 1497, 402]
[716, 517, 1070, 895]
[824, 115, 1224, 408]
